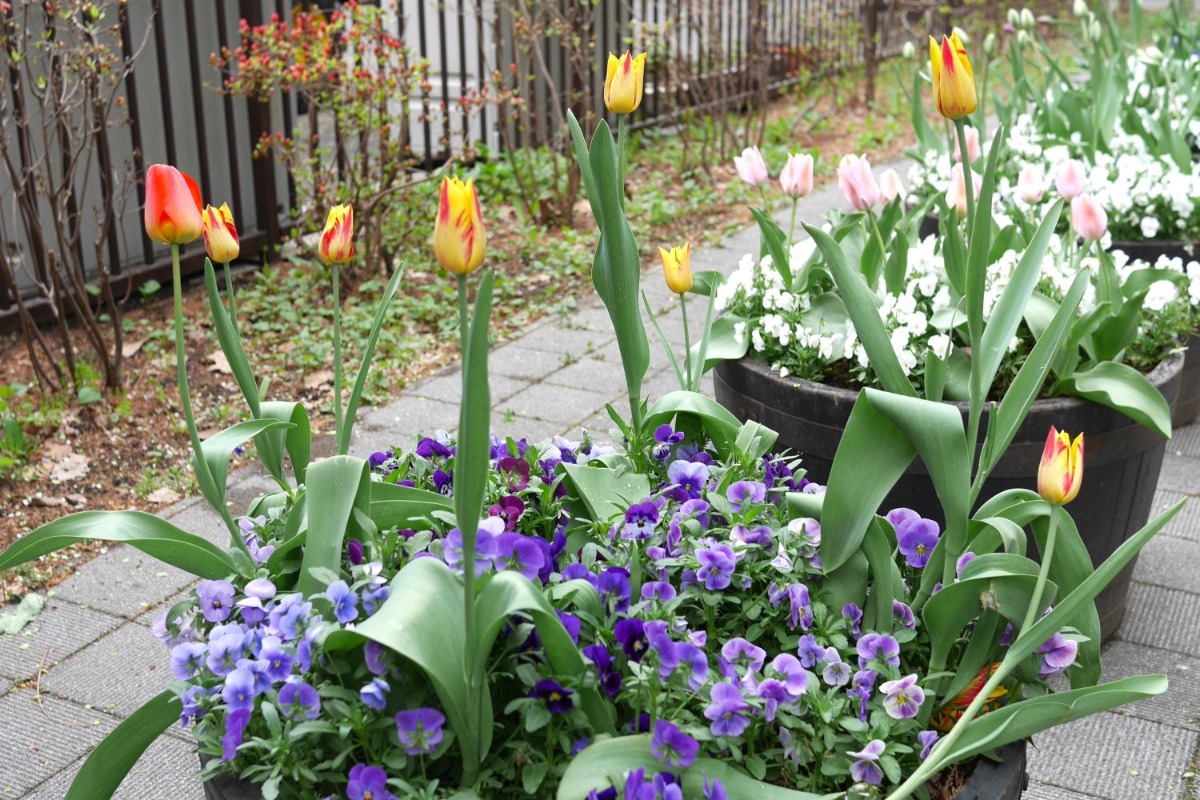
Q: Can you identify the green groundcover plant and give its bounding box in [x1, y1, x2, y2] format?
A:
[0, 36, 1185, 800]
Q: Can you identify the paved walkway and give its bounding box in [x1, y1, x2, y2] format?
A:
[2, 169, 1198, 799]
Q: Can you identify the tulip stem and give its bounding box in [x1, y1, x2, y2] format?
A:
[170, 245, 243, 547]
[787, 198, 798, 247]
[679, 292, 693, 391]
[954, 120, 977, 237]
[222, 260, 239, 335]
[1022, 506, 1058, 633]
[332, 263, 345, 455]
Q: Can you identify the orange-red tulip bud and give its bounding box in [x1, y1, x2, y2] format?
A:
[1037, 427, 1084, 505]
[201, 203, 240, 263]
[433, 176, 486, 275]
[144, 164, 203, 245]
[319, 204, 355, 264]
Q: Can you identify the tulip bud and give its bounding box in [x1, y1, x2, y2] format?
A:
[1020, 8, 1036, 29]
[659, 243, 692, 294]
[902, 41, 916, 60]
[201, 203, 240, 263]
[780, 152, 815, 198]
[604, 51, 646, 114]
[1037, 427, 1083, 505]
[1073, 0, 1088, 16]
[433, 176, 486, 274]
[946, 163, 980, 217]
[1055, 159, 1087, 198]
[1070, 193, 1108, 241]
[319, 204, 355, 265]
[880, 168, 906, 204]
[929, 33, 978, 120]
[984, 33, 997, 56]
[1007, 8, 1020, 26]
[837, 154, 881, 211]
[1017, 29, 1030, 45]
[1017, 164, 1045, 204]
[953, 125, 981, 163]
[734, 146, 770, 187]
[144, 164, 203, 245]
[952, 26, 970, 44]
[1090, 19, 1102, 43]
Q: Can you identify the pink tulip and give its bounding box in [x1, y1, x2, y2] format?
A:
[780, 153, 814, 197]
[734, 146, 770, 187]
[1070, 193, 1108, 241]
[953, 126, 981, 163]
[945, 163, 981, 217]
[1017, 164, 1045, 204]
[837, 154, 881, 211]
[880, 168, 906, 204]
[1055, 159, 1087, 198]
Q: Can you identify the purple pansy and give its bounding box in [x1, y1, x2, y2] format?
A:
[704, 681, 750, 737]
[497, 456, 531, 491]
[489, 494, 526, 531]
[641, 581, 677, 603]
[346, 764, 397, 800]
[797, 634, 825, 668]
[443, 518, 502, 577]
[696, 543, 736, 590]
[721, 637, 766, 672]
[726, 480, 767, 512]
[360, 677, 389, 711]
[364, 640, 389, 676]
[769, 653, 813, 697]
[221, 708, 251, 762]
[415, 436, 452, 459]
[395, 708, 445, 756]
[258, 636, 292, 682]
[956, 551, 977, 576]
[531, 679, 574, 714]
[1036, 633, 1079, 677]
[667, 459, 710, 501]
[821, 649, 852, 686]
[842, 602, 864, 637]
[623, 499, 661, 540]
[847, 739, 886, 785]
[495, 532, 546, 580]
[918, 730, 940, 760]
[880, 674, 925, 719]
[277, 681, 321, 721]
[856, 632, 901, 669]
[197, 580, 236, 623]
[893, 601, 916, 631]
[221, 668, 257, 711]
[703, 775, 730, 800]
[653, 424, 685, 460]
[583, 644, 623, 698]
[326, 580, 359, 625]
[896, 516, 941, 568]
[171, 642, 207, 680]
[650, 719, 699, 769]
[615, 617, 648, 661]
[346, 539, 364, 566]
[598, 567, 632, 614]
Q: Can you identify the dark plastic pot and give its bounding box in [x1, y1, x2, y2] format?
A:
[202, 741, 1027, 798]
[714, 353, 1184, 641]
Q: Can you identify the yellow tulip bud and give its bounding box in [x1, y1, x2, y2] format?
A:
[319, 204, 355, 264]
[201, 203, 240, 263]
[433, 176, 486, 275]
[604, 51, 646, 114]
[659, 243, 692, 294]
[928, 33, 978, 121]
[1037, 427, 1084, 505]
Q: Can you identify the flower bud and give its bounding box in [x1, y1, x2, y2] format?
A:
[1073, 0, 1089, 16]
[880, 168, 906, 204]
[952, 26, 970, 44]
[902, 41, 916, 60]
[604, 51, 646, 114]
[953, 125, 981, 163]
[1055, 159, 1087, 198]
[659, 243, 692, 294]
[1017, 29, 1031, 45]
[1007, 8, 1020, 26]
[201, 203, 240, 263]
[1037, 427, 1083, 505]
[1020, 8, 1036, 29]
[144, 164, 203, 245]
[319, 204, 355, 264]
[433, 177, 486, 274]
[837, 154, 881, 211]
[1070, 193, 1108, 241]
[946, 163, 980, 217]
[1017, 164, 1045, 204]
[734, 146, 770, 187]
[984, 32, 997, 56]
[780, 153, 815, 198]
[929, 33, 978, 120]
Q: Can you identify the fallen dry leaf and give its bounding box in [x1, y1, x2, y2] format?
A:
[121, 338, 147, 358]
[48, 453, 90, 483]
[31, 494, 67, 508]
[146, 487, 182, 505]
[206, 352, 233, 374]
[304, 370, 333, 390]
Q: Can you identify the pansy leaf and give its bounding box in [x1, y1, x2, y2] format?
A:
[65, 691, 180, 800]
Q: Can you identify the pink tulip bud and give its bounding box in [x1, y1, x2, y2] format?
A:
[1017, 164, 1045, 204]
[1070, 193, 1108, 241]
[734, 146, 770, 187]
[837, 154, 881, 211]
[780, 153, 815, 198]
[953, 126, 981, 163]
[880, 168, 906, 204]
[1055, 159, 1087, 198]
[945, 163, 981, 217]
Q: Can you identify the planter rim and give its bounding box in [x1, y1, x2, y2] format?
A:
[726, 350, 1185, 416]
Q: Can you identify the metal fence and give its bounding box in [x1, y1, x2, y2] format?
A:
[0, 0, 916, 332]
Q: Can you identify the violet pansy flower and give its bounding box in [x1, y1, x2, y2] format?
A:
[650, 719, 699, 769]
[880, 674, 925, 719]
[395, 708, 445, 756]
[847, 739, 886, 785]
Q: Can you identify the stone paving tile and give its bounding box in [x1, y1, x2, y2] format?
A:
[500, 382, 613, 427]
[50, 547, 196, 621]
[0, 600, 123, 682]
[1119, 583, 1200, 658]
[356, 394, 459, 441]
[543, 356, 628, 394]
[1132, 532, 1200, 593]
[1156, 452, 1200, 495]
[0, 678, 9, 699]
[1023, 781, 1104, 800]
[0, 688, 115, 797]
[1150, 490, 1200, 543]
[562, 304, 618, 333]
[1027, 712, 1197, 799]
[508, 323, 615, 358]
[501, 414, 573, 443]
[1097, 640, 1200, 732]
[23, 732, 204, 800]
[408, 369, 528, 405]
[159, 501, 234, 547]
[1172, 422, 1200, 459]
[41, 622, 173, 720]
[489, 344, 572, 381]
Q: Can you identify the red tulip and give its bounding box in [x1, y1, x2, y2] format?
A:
[144, 165, 203, 245]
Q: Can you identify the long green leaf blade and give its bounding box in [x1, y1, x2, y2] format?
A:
[296, 456, 371, 597]
[455, 268, 495, 561]
[65, 691, 181, 800]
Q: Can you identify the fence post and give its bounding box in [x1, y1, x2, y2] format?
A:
[238, 0, 282, 248]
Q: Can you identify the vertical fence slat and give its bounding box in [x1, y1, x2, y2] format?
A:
[213, 1, 245, 223]
[183, 0, 212, 196]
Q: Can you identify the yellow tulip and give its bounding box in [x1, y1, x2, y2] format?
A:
[1037, 427, 1084, 505]
[659, 243, 692, 294]
[201, 203, 240, 263]
[433, 176, 486, 275]
[928, 32, 977, 120]
[604, 51, 646, 114]
[319, 204, 355, 265]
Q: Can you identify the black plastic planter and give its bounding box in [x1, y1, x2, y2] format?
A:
[714, 353, 1184, 641]
[202, 741, 1027, 799]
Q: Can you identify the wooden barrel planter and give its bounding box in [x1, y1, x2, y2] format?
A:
[714, 353, 1184, 642]
[203, 741, 1028, 799]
